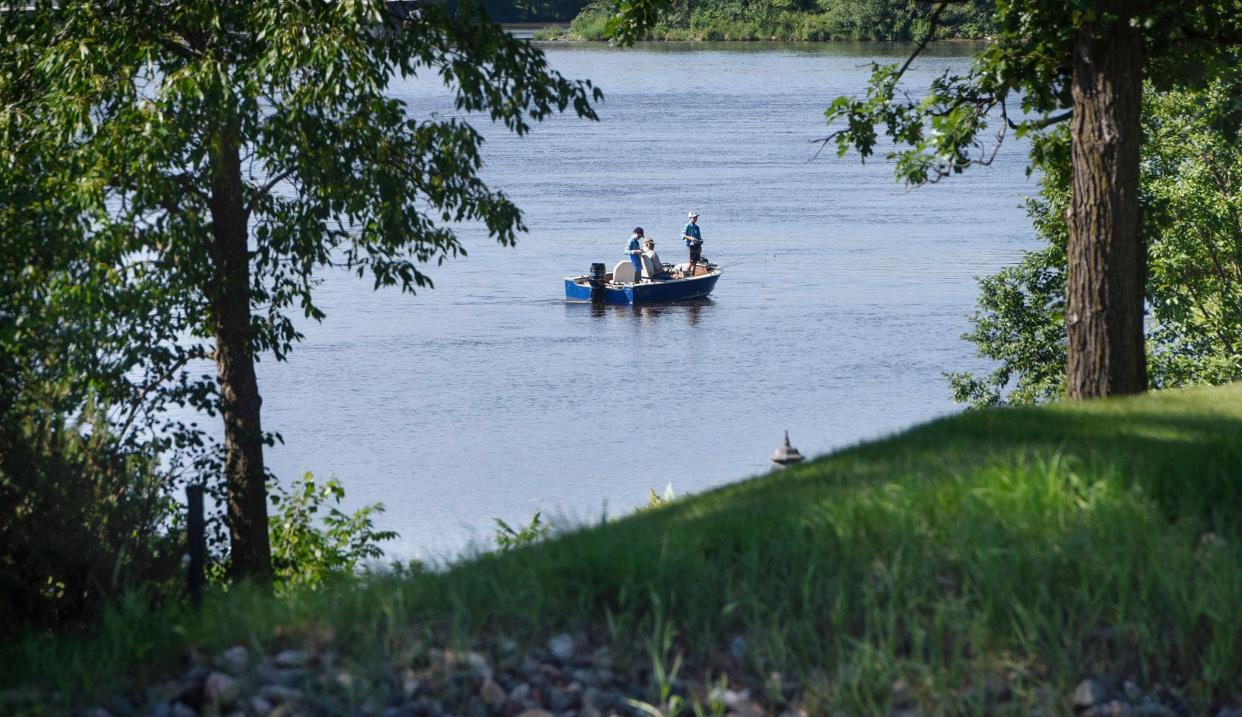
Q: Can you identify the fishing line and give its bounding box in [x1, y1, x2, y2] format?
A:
[720, 250, 771, 269]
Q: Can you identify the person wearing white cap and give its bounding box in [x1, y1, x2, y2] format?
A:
[682, 210, 703, 270]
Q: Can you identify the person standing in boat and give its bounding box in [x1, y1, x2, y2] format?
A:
[626, 227, 645, 283]
[682, 210, 703, 270]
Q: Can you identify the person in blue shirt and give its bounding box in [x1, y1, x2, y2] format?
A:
[682, 210, 703, 270]
[626, 227, 645, 283]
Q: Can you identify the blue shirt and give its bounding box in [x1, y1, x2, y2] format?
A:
[626, 235, 644, 278]
[683, 222, 702, 246]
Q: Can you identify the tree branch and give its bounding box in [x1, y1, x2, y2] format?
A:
[1178, 25, 1242, 46]
[246, 169, 295, 211]
[117, 347, 213, 441]
[1008, 109, 1072, 131]
[892, 0, 956, 85]
[158, 33, 203, 60]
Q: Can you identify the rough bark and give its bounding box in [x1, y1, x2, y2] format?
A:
[1066, 1, 1146, 399]
[208, 126, 272, 584]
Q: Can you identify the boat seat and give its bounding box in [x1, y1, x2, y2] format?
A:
[612, 260, 636, 284]
[640, 253, 661, 280]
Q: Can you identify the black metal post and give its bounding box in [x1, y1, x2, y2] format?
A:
[186, 483, 205, 608]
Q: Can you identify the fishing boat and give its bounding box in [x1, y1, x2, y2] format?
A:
[564, 256, 722, 305]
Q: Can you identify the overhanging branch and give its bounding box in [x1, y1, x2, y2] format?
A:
[892, 0, 957, 85]
[1008, 109, 1072, 131]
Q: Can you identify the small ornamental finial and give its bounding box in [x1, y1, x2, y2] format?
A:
[771, 430, 804, 468]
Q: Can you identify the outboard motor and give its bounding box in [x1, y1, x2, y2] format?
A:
[588, 262, 607, 304]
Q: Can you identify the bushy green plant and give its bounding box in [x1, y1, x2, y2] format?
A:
[567, 2, 615, 38]
[0, 410, 181, 637]
[494, 511, 552, 550]
[267, 474, 397, 592]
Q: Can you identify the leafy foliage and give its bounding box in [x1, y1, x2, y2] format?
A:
[2, 0, 601, 586]
[0, 411, 182, 637]
[0, 63, 191, 632]
[268, 474, 397, 592]
[821, 0, 1242, 399]
[5, 0, 601, 367]
[822, 2, 1242, 186]
[561, 0, 994, 42]
[950, 81, 1242, 407]
[494, 511, 552, 550]
[1144, 83, 1242, 386]
[486, 0, 596, 22]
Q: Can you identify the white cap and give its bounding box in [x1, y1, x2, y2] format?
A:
[688, 210, 700, 218]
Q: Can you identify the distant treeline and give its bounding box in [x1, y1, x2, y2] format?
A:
[481, 0, 593, 22]
[520, 0, 996, 41]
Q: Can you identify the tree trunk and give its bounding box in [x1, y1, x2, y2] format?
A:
[208, 127, 272, 585]
[1065, 0, 1146, 399]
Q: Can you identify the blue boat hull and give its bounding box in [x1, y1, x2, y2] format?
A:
[564, 270, 721, 305]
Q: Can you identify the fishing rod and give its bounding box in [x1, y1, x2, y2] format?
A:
[719, 250, 771, 269]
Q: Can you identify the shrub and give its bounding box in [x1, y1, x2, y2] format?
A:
[0, 410, 181, 637]
[568, 5, 613, 39]
[494, 511, 552, 550]
[267, 473, 398, 592]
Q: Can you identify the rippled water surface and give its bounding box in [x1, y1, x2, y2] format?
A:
[257, 41, 1038, 558]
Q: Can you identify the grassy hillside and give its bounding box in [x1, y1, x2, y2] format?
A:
[9, 384, 1242, 714]
[539, 0, 996, 42]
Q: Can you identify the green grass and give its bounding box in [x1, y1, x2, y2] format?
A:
[9, 383, 1242, 713]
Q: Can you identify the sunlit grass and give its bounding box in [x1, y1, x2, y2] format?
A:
[9, 383, 1242, 713]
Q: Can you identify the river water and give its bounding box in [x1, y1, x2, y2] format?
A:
[256, 41, 1038, 559]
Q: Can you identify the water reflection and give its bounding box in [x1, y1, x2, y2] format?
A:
[636, 299, 709, 327]
[576, 298, 713, 327]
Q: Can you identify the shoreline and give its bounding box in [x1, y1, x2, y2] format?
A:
[528, 28, 993, 44]
[500, 18, 993, 44]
